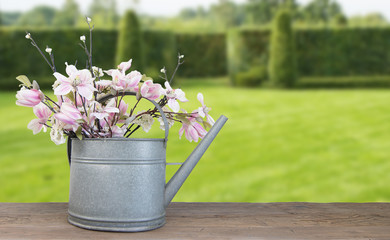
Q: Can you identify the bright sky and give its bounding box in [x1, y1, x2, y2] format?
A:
[1, 0, 390, 20]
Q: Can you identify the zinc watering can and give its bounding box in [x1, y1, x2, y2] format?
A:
[66, 92, 228, 232]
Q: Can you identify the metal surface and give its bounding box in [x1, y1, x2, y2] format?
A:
[68, 138, 167, 232]
[67, 92, 228, 232]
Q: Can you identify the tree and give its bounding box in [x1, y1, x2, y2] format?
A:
[88, 0, 118, 28]
[52, 0, 80, 27]
[268, 9, 297, 87]
[302, 0, 343, 24]
[348, 13, 388, 27]
[245, 0, 298, 25]
[1, 12, 22, 26]
[210, 0, 245, 29]
[16, 6, 57, 27]
[116, 10, 144, 71]
[179, 8, 198, 20]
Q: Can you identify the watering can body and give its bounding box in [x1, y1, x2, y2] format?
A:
[67, 115, 228, 232]
[67, 92, 228, 231]
[68, 138, 167, 232]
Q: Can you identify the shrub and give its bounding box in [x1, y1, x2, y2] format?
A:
[176, 33, 227, 77]
[296, 76, 390, 88]
[227, 29, 270, 86]
[0, 28, 117, 90]
[116, 10, 144, 71]
[268, 10, 297, 88]
[234, 65, 267, 87]
[143, 30, 177, 85]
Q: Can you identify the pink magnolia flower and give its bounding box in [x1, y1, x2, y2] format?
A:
[163, 81, 188, 112]
[111, 125, 126, 138]
[95, 80, 112, 92]
[197, 93, 215, 125]
[111, 100, 129, 124]
[179, 117, 207, 143]
[16, 87, 44, 107]
[90, 100, 119, 121]
[106, 69, 141, 92]
[54, 64, 96, 100]
[117, 59, 132, 73]
[54, 102, 82, 126]
[141, 80, 163, 100]
[27, 103, 52, 134]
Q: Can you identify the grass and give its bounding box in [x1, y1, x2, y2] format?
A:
[1, 77, 390, 202]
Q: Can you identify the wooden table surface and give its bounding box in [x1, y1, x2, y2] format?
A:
[0, 202, 389, 239]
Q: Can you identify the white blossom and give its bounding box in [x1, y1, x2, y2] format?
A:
[80, 35, 86, 42]
[50, 119, 66, 145]
[45, 47, 52, 54]
[25, 33, 31, 39]
[86, 17, 92, 23]
[92, 66, 104, 77]
[160, 68, 166, 74]
[131, 113, 154, 133]
[179, 55, 184, 59]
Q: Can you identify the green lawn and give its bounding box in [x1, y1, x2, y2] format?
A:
[1, 77, 390, 202]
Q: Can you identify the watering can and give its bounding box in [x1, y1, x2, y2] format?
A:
[66, 92, 228, 232]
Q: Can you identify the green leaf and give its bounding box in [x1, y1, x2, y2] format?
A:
[141, 74, 153, 81]
[16, 75, 32, 87]
[65, 92, 75, 103]
[75, 128, 83, 140]
[203, 121, 212, 129]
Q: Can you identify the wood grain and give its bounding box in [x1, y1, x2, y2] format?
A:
[1, 202, 389, 239]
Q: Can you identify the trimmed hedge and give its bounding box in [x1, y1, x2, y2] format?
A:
[143, 30, 176, 84]
[175, 33, 227, 78]
[234, 65, 267, 87]
[0, 28, 227, 89]
[227, 29, 270, 85]
[295, 28, 390, 76]
[116, 11, 144, 71]
[296, 76, 390, 88]
[228, 27, 390, 87]
[0, 28, 117, 90]
[3, 26, 390, 90]
[268, 10, 297, 88]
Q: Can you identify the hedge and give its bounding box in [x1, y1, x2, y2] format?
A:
[143, 30, 176, 84]
[227, 29, 270, 85]
[228, 27, 390, 85]
[116, 11, 144, 71]
[295, 28, 390, 76]
[3, 26, 390, 90]
[175, 33, 227, 78]
[0, 28, 117, 90]
[296, 76, 390, 88]
[268, 10, 297, 88]
[0, 29, 227, 90]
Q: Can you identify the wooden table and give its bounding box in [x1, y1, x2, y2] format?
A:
[1, 202, 389, 239]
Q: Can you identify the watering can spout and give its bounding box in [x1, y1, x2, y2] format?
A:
[164, 115, 228, 207]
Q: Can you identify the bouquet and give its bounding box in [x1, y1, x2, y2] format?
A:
[16, 18, 214, 145]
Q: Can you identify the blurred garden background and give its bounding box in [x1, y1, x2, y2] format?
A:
[1, 0, 390, 202]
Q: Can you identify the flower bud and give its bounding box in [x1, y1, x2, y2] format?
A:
[32, 80, 40, 90]
[179, 55, 184, 59]
[16, 87, 44, 107]
[160, 68, 166, 74]
[25, 33, 31, 39]
[45, 47, 52, 54]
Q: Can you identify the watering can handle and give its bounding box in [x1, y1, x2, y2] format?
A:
[67, 91, 170, 166]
